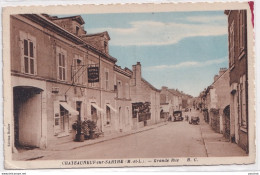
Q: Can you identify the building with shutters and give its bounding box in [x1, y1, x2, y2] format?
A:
[10, 14, 162, 151]
[225, 10, 249, 153]
[10, 14, 119, 151]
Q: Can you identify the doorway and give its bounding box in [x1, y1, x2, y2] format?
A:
[13, 86, 43, 148]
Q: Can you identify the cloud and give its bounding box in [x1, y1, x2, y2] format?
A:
[185, 15, 226, 23]
[88, 16, 227, 46]
[145, 57, 227, 70]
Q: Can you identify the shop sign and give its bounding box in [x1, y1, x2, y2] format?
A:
[88, 66, 99, 83]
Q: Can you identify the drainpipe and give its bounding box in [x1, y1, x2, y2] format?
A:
[99, 55, 103, 132]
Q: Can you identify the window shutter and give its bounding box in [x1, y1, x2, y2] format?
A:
[56, 46, 61, 80]
[19, 31, 27, 73]
[31, 36, 37, 75]
[63, 49, 67, 81]
[53, 101, 60, 135]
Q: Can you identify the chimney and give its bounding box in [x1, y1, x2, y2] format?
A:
[132, 62, 142, 86]
[219, 68, 227, 76]
[135, 62, 142, 86]
[161, 86, 168, 91]
[132, 65, 136, 79]
[214, 75, 218, 82]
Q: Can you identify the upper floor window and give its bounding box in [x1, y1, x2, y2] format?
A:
[125, 83, 130, 99]
[239, 10, 246, 54]
[104, 41, 108, 53]
[73, 54, 83, 84]
[229, 20, 235, 67]
[76, 26, 80, 35]
[19, 31, 37, 75]
[117, 80, 122, 98]
[56, 47, 67, 81]
[105, 71, 109, 90]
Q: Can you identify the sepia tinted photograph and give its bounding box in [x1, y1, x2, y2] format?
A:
[3, 2, 255, 169]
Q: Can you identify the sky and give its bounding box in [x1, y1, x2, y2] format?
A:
[65, 11, 228, 97]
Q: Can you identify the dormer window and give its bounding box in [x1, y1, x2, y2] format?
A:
[76, 26, 80, 35]
[104, 41, 108, 53]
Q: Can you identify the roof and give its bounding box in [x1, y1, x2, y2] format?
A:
[114, 65, 132, 78]
[141, 78, 160, 92]
[51, 15, 85, 25]
[85, 31, 111, 40]
[168, 89, 182, 96]
[20, 14, 117, 63]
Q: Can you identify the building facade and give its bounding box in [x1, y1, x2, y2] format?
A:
[130, 62, 161, 129]
[160, 86, 184, 121]
[10, 14, 163, 152]
[225, 10, 248, 153]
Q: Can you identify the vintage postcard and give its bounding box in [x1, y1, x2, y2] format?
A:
[2, 2, 255, 169]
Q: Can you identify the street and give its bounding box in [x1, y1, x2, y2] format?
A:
[40, 110, 207, 160]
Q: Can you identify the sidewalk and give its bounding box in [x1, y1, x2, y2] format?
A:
[198, 112, 247, 157]
[13, 121, 168, 161]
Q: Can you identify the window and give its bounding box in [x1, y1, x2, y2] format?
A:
[106, 106, 111, 125]
[126, 107, 130, 125]
[117, 81, 122, 98]
[76, 26, 80, 35]
[239, 10, 246, 54]
[229, 20, 235, 67]
[20, 31, 37, 75]
[105, 71, 109, 90]
[104, 41, 108, 53]
[125, 83, 130, 99]
[56, 47, 67, 81]
[60, 106, 69, 132]
[73, 55, 83, 84]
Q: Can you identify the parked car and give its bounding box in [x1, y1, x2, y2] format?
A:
[173, 111, 183, 122]
[189, 116, 200, 125]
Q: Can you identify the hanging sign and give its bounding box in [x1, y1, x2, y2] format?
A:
[88, 66, 99, 83]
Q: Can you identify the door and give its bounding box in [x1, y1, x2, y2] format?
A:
[13, 86, 42, 148]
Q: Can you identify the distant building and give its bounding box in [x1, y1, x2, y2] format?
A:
[225, 10, 248, 153]
[160, 86, 179, 121]
[130, 62, 161, 128]
[208, 68, 230, 134]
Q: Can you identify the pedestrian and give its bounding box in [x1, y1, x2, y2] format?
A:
[190, 108, 191, 112]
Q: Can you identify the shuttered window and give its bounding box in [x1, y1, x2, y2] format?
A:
[56, 47, 67, 81]
[19, 31, 37, 75]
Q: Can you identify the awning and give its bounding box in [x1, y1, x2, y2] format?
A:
[60, 102, 79, 115]
[91, 103, 104, 113]
[106, 104, 117, 113]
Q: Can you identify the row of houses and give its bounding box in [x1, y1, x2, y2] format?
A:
[198, 10, 249, 153]
[160, 86, 192, 120]
[11, 14, 163, 151]
[11, 14, 192, 152]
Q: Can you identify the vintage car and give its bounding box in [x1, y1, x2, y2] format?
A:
[189, 116, 200, 125]
[173, 111, 183, 122]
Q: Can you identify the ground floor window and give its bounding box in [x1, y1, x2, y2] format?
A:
[60, 106, 69, 132]
[106, 106, 111, 125]
[91, 105, 98, 123]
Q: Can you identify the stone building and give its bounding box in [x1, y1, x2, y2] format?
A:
[10, 14, 162, 151]
[114, 65, 132, 132]
[225, 10, 248, 153]
[160, 86, 183, 121]
[207, 68, 230, 134]
[130, 62, 161, 129]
